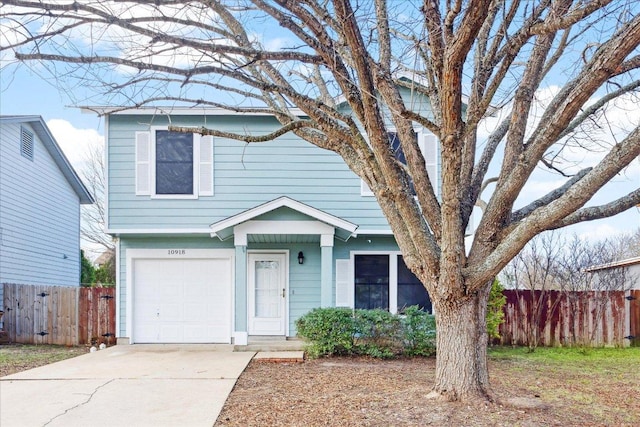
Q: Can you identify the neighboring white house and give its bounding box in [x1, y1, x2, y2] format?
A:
[586, 256, 640, 291]
[0, 116, 94, 309]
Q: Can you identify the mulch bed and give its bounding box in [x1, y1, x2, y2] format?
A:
[215, 356, 638, 427]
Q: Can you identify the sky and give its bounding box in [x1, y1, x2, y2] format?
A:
[1, 18, 639, 251]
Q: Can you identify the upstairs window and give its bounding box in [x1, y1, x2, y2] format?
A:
[20, 126, 34, 161]
[135, 128, 213, 199]
[155, 131, 194, 195]
[389, 131, 417, 194]
[361, 129, 438, 196]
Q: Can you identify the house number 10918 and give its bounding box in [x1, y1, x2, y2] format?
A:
[168, 250, 186, 255]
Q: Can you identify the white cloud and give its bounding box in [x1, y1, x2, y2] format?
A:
[46, 119, 104, 174]
[572, 216, 639, 242]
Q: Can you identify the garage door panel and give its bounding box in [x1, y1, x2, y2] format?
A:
[159, 284, 181, 298]
[160, 303, 182, 321]
[159, 325, 181, 342]
[185, 283, 207, 298]
[135, 324, 159, 343]
[133, 255, 232, 344]
[184, 326, 212, 342]
[184, 303, 207, 321]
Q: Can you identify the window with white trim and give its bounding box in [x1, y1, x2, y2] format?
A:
[361, 129, 438, 197]
[135, 128, 213, 198]
[156, 130, 193, 195]
[336, 252, 432, 314]
[355, 254, 390, 310]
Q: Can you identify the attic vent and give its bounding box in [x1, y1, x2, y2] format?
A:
[20, 126, 34, 160]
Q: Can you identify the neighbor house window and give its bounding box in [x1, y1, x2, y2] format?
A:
[21, 126, 34, 161]
[135, 128, 214, 198]
[351, 253, 431, 313]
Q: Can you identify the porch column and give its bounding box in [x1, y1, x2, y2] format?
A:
[234, 232, 248, 345]
[320, 233, 334, 307]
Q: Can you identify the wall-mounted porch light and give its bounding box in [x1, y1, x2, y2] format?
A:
[298, 251, 305, 265]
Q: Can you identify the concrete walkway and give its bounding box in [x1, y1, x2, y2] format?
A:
[0, 345, 255, 427]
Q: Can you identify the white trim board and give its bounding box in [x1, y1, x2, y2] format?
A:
[210, 196, 358, 235]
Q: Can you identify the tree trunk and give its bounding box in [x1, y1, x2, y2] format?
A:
[429, 281, 494, 401]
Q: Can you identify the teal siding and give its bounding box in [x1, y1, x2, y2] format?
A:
[288, 244, 320, 336]
[108, 114, 389, 231]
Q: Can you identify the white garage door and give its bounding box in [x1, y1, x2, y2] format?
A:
[132, 257, 232, 343]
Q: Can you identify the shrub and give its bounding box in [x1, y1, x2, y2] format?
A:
[401, 305, 437, 356]
[354, 309, 403, 358]
[296, 306, 437, 359]
[295, 307, 356, 358]
[487, 279, 507, 341]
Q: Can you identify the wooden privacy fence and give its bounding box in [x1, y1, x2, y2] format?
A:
[499, 289, 640, 347]
[1, 283, 115, 346]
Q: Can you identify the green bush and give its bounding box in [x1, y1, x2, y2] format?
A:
[487, 279, 506, 341]
[354, 309, 402, 358]
[402, 306, 437, 356]
[295, 307, 356, 358]
[296, 306, 436, 359]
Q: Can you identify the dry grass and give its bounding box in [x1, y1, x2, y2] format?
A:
[0, 343, 87, 377]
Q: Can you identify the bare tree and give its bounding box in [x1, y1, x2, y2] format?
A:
[613, 227, 640, 258]
[559, 236, 636, 345]
[503, 232, 637, 347]
[80, 143, 113, 255]
[502, 232, 564, 349]
[2, 0, 639, 401]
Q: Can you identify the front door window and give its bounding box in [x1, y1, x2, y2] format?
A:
[254, 260, 282, 318]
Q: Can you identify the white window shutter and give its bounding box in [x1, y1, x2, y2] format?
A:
[420, 132, 438, 193]
[360, 179, 374, 196]
[135, 132, 151, 195]
[335, 259, 353, 308]
[199, 135, 214, 196]
[465, 211, 474, 236]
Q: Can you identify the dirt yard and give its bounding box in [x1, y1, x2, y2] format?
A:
[216, 349, 640, 427]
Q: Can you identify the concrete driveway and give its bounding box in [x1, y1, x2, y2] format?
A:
[0, 345, 255, 427]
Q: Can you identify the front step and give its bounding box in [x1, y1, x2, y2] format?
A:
[234, 337, 305, 352]
[253, 351, 305, 363]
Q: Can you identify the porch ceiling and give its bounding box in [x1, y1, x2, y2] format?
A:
[248, 234, 320, 244]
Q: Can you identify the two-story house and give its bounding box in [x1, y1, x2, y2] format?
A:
[100, 98, 439, 345]
[0, 116, 94, 309]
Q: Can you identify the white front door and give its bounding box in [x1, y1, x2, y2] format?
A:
[248, 253, 287, 335]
